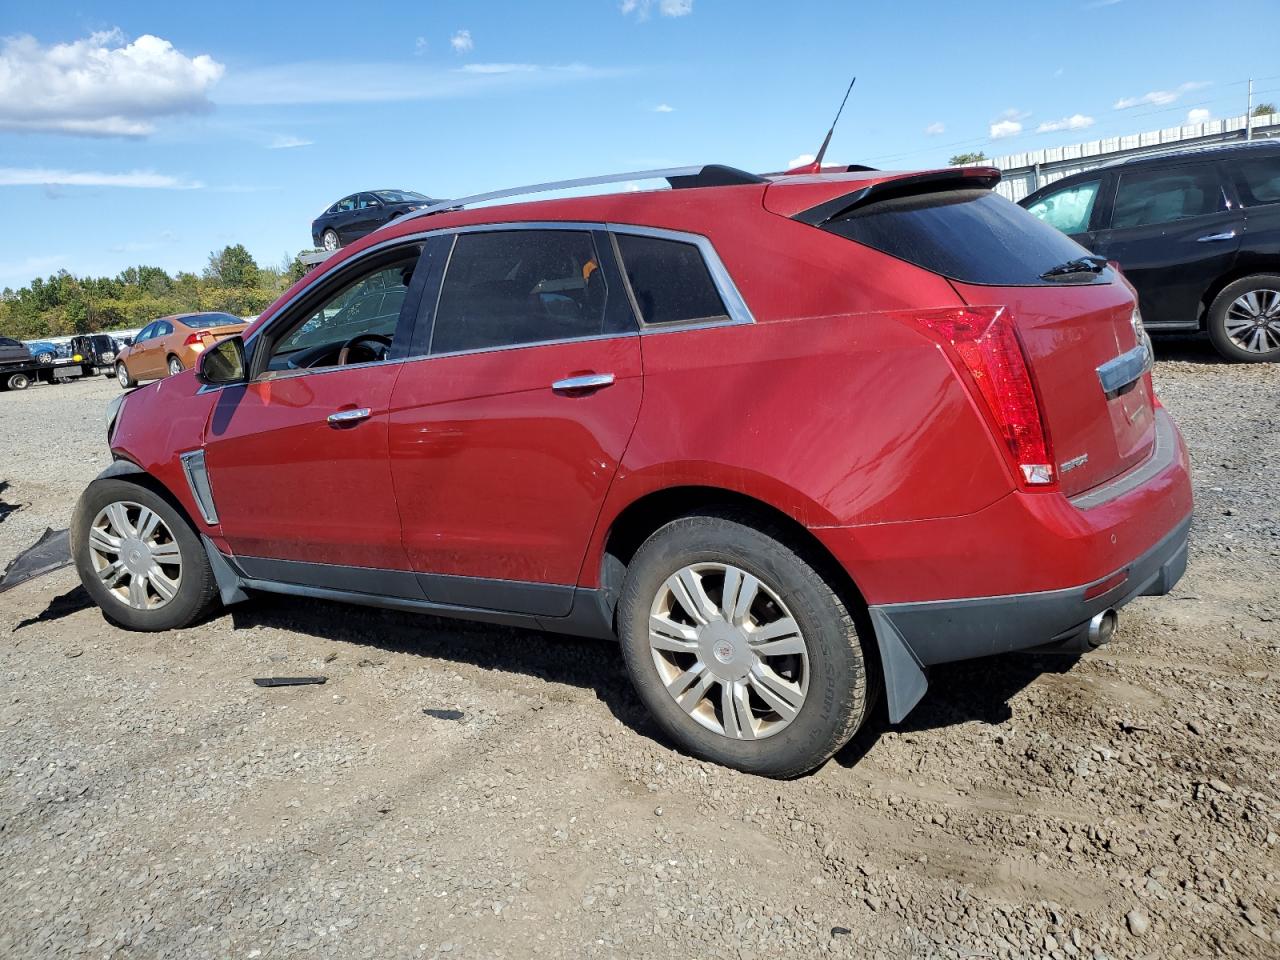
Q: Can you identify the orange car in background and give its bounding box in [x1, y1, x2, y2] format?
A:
[115, 312, 248, 388]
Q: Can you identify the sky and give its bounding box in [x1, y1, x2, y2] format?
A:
[1, 0, 1278, 290]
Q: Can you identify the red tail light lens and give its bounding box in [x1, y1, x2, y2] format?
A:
[183, 332, 210, 347]
[910, 306, 1056, 488]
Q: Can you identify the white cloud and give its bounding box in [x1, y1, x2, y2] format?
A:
[653, 103, 674, 113]
[217, 61, 621, 105]
[1186, 108, 1211, 124]
[990, 120, 1022, 139]
[0, 167, 203, 189]
[924, 121, 945, 136]
[0, 30, 223, 137]
[450, 29, 473, 53]
[1114, 81, 1208, 110]
[1036, 113, 1095, 133]
[787, 153, 815, 169]
[267, 134, 313, 149]
[621, 0, 693, 19]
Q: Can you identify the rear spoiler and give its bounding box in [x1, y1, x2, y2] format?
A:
[792, 166, 1002, 226]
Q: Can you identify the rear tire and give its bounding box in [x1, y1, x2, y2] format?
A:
[617, 512, 871, 778]
[71, 478, 219, 631]
[322, 229, 340, 251]
[116, 362, 136, 389]
[167, 355, 183, 377]
[1207, 274, 1280, 362]
[7, 372, 30, 390]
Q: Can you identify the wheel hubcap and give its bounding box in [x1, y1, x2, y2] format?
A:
[648, 562, 809, 741]
[117, 365, 128, 385]
[169, 359, 181, 375]
[324, 232, 338, 250]
[1225, 288, 1280, 354]
[87, 501, 182, 610]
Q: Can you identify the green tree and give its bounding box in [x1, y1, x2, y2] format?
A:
[949, 151, 989, 165]
[1253, 102, 1277, 117]
[204, 244, 260, 288]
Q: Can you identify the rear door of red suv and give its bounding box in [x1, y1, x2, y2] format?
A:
[793, 173, 1156, 498]
[387, 225, 642, 616]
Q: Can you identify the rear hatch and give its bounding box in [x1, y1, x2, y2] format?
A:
[778, 171, 1155, 498]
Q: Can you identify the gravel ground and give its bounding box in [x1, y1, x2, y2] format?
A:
[1, 342, 1277, 960]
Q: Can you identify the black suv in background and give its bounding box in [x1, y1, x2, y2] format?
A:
[311, 190, 438, 252]
[1021, 140, 1280, 362]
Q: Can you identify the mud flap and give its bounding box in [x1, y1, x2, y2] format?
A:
[201, 535, 248, 606]
[868, 607, 929, 723]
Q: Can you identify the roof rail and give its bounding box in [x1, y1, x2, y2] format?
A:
[393, 164, 765, 229]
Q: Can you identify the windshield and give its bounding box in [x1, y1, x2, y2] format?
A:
[183, 313, 243, 329]
[375, 190, 430, 204]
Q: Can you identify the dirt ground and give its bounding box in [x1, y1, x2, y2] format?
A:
[1, 343, 1277, 960]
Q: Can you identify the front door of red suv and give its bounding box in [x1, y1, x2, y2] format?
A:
[201, 243, 429, 578]
[388, 227, 641, 616]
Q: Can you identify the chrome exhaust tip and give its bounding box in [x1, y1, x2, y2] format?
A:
[1087, 609, 1118, 648]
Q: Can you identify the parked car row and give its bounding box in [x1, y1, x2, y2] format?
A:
[1020, 139, 1280, 362]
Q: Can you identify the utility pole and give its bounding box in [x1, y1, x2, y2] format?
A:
[1246, 78, 1254, 141]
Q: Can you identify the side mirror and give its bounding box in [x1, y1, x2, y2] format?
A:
[196, 335, 247, 386]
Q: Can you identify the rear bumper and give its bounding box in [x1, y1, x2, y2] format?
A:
[814, 406, 1194, 721]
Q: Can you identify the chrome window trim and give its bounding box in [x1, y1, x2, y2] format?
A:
[251, 219, 754, 371]
[606, 222, 755, 331]
[180, 450, 220, 525]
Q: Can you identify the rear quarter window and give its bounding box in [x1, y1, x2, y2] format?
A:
[1230, 156, 1280, 206]
[613, 233, 728, 325]
[821, 188, 1103, 286]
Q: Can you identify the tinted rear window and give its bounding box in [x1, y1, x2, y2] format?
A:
[822, 188, 1105, 286]
[183, 313, 242, 329]
[614, 233, 728, 325]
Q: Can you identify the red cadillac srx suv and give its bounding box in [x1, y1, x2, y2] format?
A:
[72, 164, 1193, 777]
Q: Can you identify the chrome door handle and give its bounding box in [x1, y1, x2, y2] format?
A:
[1197, 231, 1236, 242]
[327, 407, 371, 425]
[551, 373, 615, 394]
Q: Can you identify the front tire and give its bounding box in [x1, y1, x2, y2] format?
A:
[1207, 274, 1280, 362]
[617, 512, 871, 778]
[71, 478, 219, 631]
[116, 362, 136, 388]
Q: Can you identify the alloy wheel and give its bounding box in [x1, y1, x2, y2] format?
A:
[168, 357, 182, 376]
[87, 501, 183, 610]
[1224, 288, 1280, 354]
[648, 562, 809, 740]
[116, 363, 130, 387]
[323, 230, 339, 251]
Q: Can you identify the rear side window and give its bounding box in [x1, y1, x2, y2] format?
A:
[1111, 165, 1224, 229]
[614, 233, 727, 325]
[1025, 179, 1101, 235]
[431, 230, 608, 354]
[1229, 156, 1280, 206]
[821, 188, 1098, 286]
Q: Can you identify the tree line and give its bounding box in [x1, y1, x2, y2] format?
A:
[0, 245, 309, 340]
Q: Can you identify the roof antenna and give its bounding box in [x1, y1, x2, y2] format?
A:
[791, 76, 857, 174]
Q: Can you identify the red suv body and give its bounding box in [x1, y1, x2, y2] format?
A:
[73, 164, 1192, 777]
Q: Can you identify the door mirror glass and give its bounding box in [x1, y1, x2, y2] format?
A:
[196, 335, 247, 385]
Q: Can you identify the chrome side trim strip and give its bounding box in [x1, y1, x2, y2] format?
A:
[1096, 341, 1152, 397]
[179, 450, 219, 525]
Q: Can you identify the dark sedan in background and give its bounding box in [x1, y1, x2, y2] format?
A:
[1020, 140, 1280, 362]
[311, 189, 437, 252]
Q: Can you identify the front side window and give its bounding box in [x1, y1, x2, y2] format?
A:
[1025, 180, 1101, 235]
[613, 233, 728, 325]
[1229, 156, 1280, 206]
[1111, 165, 1225, 229]
[358, 193, 381, 209]
[430, 230, 608, 354]
[136, 324, 155, 341]
[266, 253, 418, 372]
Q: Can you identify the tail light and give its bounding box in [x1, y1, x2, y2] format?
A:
[909, 306, 1056, 489]
[183, 332, 211, 348]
